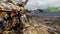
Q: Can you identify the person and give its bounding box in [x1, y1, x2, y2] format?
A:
[0, 12, 4, 34]
[18, 0, 29, 22]
[3, 12, 9, 21]
[11, 10, 17, 17]
[11, 16, 21, 31]
[3, 21, 9, 31]
[18, 0, 29, 31]
[18, 0, 29, 7]
[18, 11, 23, 22]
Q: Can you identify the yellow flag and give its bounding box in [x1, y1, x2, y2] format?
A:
[1, 2, 5, 5]
[4, 14, 9, 19]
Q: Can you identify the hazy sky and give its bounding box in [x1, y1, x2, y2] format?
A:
[25, 0, 60, 9]
[3, 0, 60, 9]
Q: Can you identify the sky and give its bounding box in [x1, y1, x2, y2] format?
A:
[25, 0, 60, 9]
[2, 0, 60, 9]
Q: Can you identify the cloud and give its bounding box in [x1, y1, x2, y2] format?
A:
[26, 0, 60, 9]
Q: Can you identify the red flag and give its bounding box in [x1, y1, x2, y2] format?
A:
[11, 10, 16, 14]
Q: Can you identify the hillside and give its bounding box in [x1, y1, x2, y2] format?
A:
[23, 15, 60, 34]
